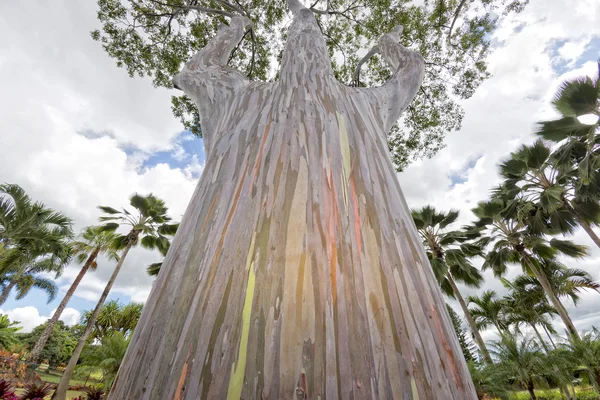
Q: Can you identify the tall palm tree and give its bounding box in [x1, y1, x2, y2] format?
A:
[412, 206, 492, 364]
[53, 193, 179, 400]
[473, 196, 587, 338]
[27, 226, 120, 364]
[467, 290, 508, 335]
[499, 139, 600, 248]
[489, 336, 549, 400]
[0, 183, 73, 276]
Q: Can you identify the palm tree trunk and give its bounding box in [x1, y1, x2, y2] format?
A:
[448, 275, 493, 364]
[565, 200, 600, 249]
[541, 325, 557, 348]
[574, 212, 600, 248]
[527, 381, 537, 400]
[0, 279, 17, 305]
[531, 324, 549, 352]
[524, 257, 580, 339]
[28, 248, 100, 364]
[52, 242, 133, 400]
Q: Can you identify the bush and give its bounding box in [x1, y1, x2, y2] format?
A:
[20, 382, 54, 400]
[0, 379, 17, 399]
[576, 389, 600, 400]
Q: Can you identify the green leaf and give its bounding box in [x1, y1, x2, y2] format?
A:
[524, 140, 550, 169]
[552, 77, 599, 117]
[147, 262, 162, 277]
[549, 239, 588, 258]
[140, 235, 157, 250]
[98, 206, 121, 215]
[499, 158, 527, 179]
[98, 223, 119, 232]
[535, 117, 595, 142]
[439, 210, 459, 229]
[130, 194, 150, 215]
[157, 223, 179, 236]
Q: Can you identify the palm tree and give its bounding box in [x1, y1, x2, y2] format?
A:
[467, 290, 508, 335]
[0, 251, 69, 305]
[489, 336, 549, 400]
[513, 260, 599, 306]
[502, 278, 558, 351]
[79, 332, 130, 389]
[467, 361, 508, 400]
[499, 139, 600, 248]
[562, 329, 600, 393]
[27, 227, 120, 364]
[53, 193, 179, 400]
[80, 300, 143, 341]
[473, 196, 587, 338]
[0, 183, 73, 276]
[0, 314, 21, 350]
[535, 62, 600, 194]
[412, 206, 492, 364]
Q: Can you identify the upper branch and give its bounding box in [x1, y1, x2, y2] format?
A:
[355, 25, 425, 134]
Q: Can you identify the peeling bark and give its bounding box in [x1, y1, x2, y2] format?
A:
[109, 3, 476, 398]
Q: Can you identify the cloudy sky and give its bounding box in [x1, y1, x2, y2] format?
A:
[0, 0, 598, 339]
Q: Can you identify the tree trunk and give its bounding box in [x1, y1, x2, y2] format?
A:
[542, 324, 557, 349]
[525, 257, 580, 339]
[448, 275, 493, 364]
[531, 324, 549, 353]
[28, 248, 100, 364]
[0, 279, 17, 306]
[567, 201, 600, 249]
[109, 4, 477, 399]
[52, 243, 133, 400]
[527, 381, 537, 400]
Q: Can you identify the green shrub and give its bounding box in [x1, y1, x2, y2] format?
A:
[576, 389, 600, 400]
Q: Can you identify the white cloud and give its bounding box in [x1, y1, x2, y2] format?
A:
[0, 306, 81, 333]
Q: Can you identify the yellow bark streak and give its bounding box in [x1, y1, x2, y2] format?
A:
[227, 233, 257, 400]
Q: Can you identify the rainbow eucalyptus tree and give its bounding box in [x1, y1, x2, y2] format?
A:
[109, 1, 477, 398]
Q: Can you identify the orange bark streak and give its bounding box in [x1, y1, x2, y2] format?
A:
[174, 361, 189, 400]
[430, 303, 462, 388]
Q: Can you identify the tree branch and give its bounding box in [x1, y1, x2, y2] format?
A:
[447, 0, 468, 42]
[352, 46, 379, 87]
